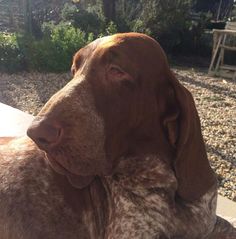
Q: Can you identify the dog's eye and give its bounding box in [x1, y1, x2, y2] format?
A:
[108, 65, 135, 90]
[109, 65, 124, 77]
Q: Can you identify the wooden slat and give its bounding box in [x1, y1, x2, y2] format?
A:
[225, 22, 236, 30]
[213, 29, 236, 35]
[217, 70, 236, 80]
[219, 45, 236, 51]
[220, 65, 236, 71]
[208, 34, 224, 74]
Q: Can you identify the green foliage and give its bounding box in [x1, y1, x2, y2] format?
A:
[130, 0, 193, 51]
[18, 22, 92, 72]
[105, 21, 118, 35]
[229, 3, 236, 21]
[177, 12, 212, 55]
[61, 3, 105, 36]
[0, 33, 25, 73]
[131, 19, 151, 35]
[61, 3, 119, 37]
[0, 0, 216, 73]
[118, 0, 211, 55]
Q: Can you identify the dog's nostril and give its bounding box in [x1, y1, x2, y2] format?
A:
[37, 137, 51, 146]
[27, 118, 63, 150]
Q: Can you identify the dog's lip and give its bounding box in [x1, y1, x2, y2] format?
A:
[45, 153, 73, 176]
[45, 153, 95, 189]
[45, 153, 92, 177]
[45, 152, 113, 177]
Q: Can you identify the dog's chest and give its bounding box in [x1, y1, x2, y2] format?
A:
[103, 155, 178, 238]
[103, 155, 217, 239]
[105, 187, 173, 239]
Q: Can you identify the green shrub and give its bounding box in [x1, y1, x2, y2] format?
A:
[61, 3, 105, 36]
[130, 0, 193, 51]
[175, 12, 212, 56]
[131, 19, 151, 35]
[61, 3, 119, 37]
[126, 0, 211, 56]
[0, 33, 25, 73]
[18, 22, 93, 72]
[105, 21, 118, 35]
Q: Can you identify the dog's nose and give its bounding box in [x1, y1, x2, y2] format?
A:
[27, 117, 62, 150]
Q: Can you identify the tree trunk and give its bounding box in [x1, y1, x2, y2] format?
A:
[24, 0, 32, 34]
[102, 0, 116, 22]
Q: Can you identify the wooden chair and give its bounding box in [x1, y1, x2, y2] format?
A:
[208, 22, 236, 80]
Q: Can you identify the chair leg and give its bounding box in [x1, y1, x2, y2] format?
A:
[208, 34, 223, 75]
[215, 34, 227, 75]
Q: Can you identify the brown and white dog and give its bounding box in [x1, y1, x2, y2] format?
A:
[0, 33, 235, 239]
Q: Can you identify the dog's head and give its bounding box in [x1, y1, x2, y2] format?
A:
[27, 33, 216, 201]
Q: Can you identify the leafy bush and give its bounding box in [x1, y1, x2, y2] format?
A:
[131, 19, 151, 35]
[18, 22, 93, 72]
[61, 3, 105, 36]
[0, 22, 93, 73]
[61, 3, 118, 37]
[0, 0, 216, 73]
[104, 21, 118, 35]
[130, 0, 193, 51]
[0, 33, 25, 73]
[172, 12, 212, 56]
[126, 0, 212, 55]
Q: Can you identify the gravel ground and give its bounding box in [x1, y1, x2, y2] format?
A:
[0, 68, 235, 201]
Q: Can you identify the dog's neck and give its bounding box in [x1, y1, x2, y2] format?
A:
[101, 154, 178, 238]
[107, 154, 177, 195]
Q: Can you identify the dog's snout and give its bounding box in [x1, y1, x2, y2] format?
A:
[27, 117, 62, 150]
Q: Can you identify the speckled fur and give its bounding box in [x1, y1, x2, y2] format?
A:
[0, 141, 234, 238]
[0, 138, 91, 239]
[103, 155, 218, 239]
[0, 33, 235, 239]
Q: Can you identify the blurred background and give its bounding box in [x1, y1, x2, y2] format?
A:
[0, 0, 235, 73]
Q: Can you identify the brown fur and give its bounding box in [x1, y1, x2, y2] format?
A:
[0, 33, 235, 238]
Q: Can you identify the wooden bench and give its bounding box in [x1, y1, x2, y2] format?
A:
[208, 22, 236, 80]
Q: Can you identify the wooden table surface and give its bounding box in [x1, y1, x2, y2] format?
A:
[0, 102, 34, 137]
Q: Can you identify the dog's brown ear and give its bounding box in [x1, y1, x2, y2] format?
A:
[163, 71, 216, 201]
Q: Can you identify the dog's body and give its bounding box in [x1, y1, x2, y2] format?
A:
[0, 138, 107, 239]
[0, 139, 219, 239]
[0, 33, 235, 238]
